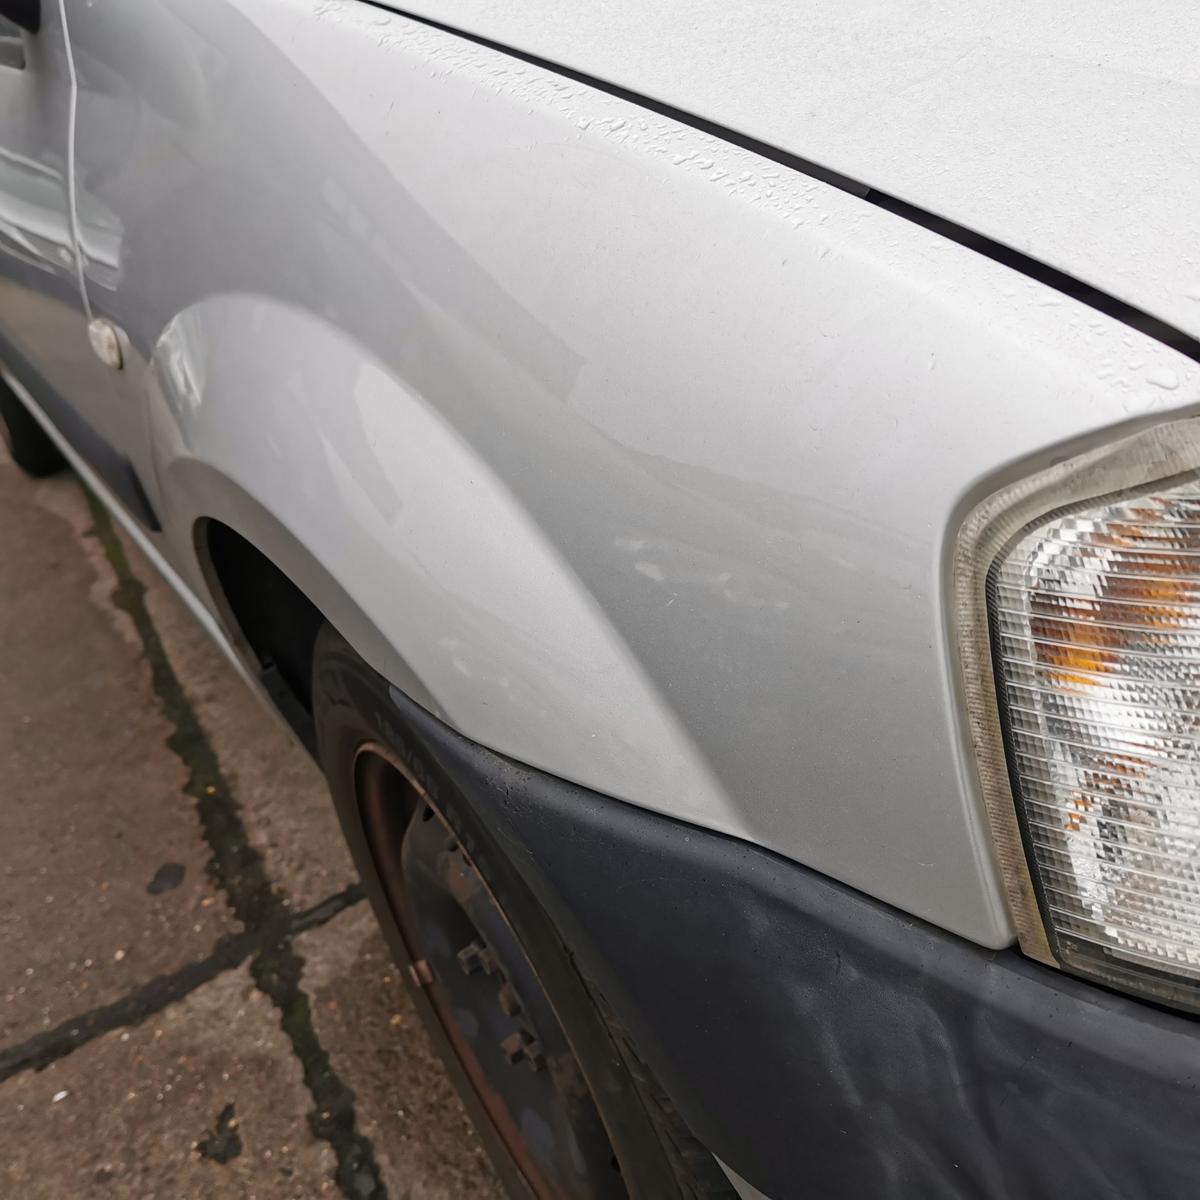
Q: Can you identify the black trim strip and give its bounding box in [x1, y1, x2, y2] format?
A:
[368, 1, 1200, 366]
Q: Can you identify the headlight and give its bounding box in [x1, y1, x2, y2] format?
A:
[956, 419, 1200, 1011]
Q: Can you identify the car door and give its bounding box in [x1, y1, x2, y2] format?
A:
[0, 5, 158, 527]
[0, 9, 91, 400]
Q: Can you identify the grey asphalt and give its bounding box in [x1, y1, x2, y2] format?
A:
[0, 447, 504, 1199]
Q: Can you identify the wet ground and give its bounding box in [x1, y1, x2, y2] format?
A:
[0, 448, 504, 1198]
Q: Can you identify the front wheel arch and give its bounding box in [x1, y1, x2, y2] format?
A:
[311, 623, 732, 1200]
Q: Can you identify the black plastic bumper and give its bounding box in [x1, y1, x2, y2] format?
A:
[393, 686, 1200, 1200]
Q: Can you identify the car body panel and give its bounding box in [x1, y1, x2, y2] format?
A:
[392, 0, 1200, 343]
[3, 0, 1198, 947]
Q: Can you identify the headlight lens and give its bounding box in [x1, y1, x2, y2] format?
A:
[955, 419, 1200, 1009]
[994, 483, 1200, 999]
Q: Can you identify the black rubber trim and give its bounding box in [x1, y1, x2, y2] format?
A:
[386, 683, 1200, 1200]
[364, 1, 1200, 367]
[0, 330, 160, 530]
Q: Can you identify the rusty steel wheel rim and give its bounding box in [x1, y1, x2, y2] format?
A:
[353, 745, 627, 1200]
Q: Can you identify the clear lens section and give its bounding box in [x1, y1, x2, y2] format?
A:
[993, 482, 1200, 992]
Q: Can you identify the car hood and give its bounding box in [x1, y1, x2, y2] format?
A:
[397, 0, 1200, 343]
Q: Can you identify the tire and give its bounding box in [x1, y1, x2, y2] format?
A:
[312, 625, 734, 1200]
[0, 374, 65, 477]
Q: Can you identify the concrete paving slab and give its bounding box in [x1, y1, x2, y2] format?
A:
[0, 464, 235, 1046]
[0, 964, 336, 1199]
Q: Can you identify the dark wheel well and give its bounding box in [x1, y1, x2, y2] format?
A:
[198, 519, 323, 754]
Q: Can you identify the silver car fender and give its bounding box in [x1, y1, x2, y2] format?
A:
[50, 0, 1200, 945]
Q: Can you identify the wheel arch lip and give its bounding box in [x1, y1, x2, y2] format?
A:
[181, 472, 441, 724]
[146, 294, 737, 843]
